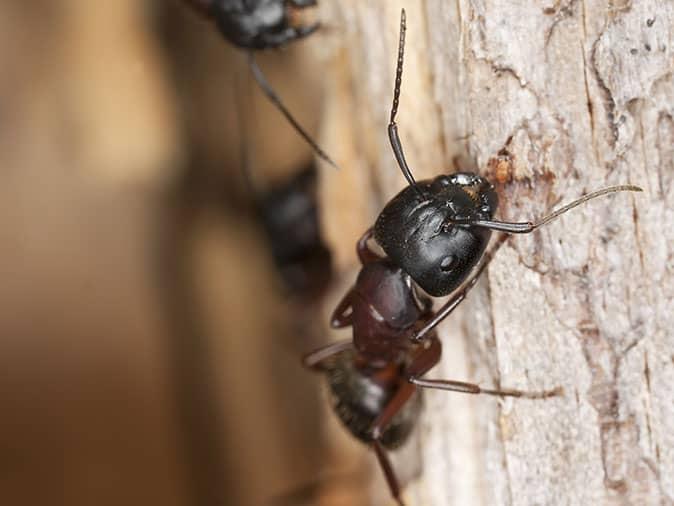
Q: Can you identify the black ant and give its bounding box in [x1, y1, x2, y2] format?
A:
[303, 9, 641, 505]
[181, 0, 337, 168]
[256, 164, 333, 298]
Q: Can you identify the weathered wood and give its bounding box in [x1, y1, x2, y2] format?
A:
[315, 0, 673, 504]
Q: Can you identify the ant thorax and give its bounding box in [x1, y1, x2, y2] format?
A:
[350, 260, 424, 364]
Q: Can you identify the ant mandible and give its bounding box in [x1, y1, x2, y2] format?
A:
[181, 0, 337, 168]
[303, 9, 641, 506]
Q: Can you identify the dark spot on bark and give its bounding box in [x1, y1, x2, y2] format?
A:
[630, 48, 638, 55]
[543, 6, 556, 14]
[646, 17, 655, 27]
[645, 43, 651, 51]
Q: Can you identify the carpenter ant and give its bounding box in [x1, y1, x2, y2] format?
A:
[256, 164, 332, 297]
[182, 0, 337, 168]
[304, 9, 641, 505]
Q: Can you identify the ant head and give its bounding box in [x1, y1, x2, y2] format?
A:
[374, 172, 498, 297]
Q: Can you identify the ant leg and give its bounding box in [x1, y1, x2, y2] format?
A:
[356, 228, 382, 264]
[368, 384, 416, 505]
[412, 234, 509, 342]
[410, 378, 561, 399]
[289, 0, 317, 6]
[330, 289, 355, 328]
[372, 440, 405, 506]
[302, 340, 352, 370]
[247, 52, 337, 169]
[406, 338, 560, 399]
[448, 185, 642, 233]
[365, 339, 444, 504]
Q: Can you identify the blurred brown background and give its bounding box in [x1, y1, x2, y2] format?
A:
[0, 2, 352, 505]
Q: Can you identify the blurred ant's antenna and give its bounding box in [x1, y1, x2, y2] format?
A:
[247, 53, 339, 170]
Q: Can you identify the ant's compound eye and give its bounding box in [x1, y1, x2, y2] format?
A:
[440, 255, 457, 272]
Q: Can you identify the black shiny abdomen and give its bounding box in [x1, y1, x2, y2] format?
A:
[321, 350, 421, 449]
[374, 173, 498, 297]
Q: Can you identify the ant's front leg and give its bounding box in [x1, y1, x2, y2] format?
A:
[356, 228, 382, 265]
[412, 234, 509, 342]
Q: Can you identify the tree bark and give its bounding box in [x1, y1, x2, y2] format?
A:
[315, 1, 673, 505]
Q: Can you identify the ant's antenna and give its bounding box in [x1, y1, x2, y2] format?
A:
[449, 185, 643, 232]
[388, 9, 423, 197]
[247, 53, 339, 170]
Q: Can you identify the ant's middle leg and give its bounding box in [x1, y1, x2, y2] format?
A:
[407, 337, 562, 399]
[301, 340, 352, 371]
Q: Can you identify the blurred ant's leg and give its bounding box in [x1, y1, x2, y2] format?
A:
[289, 0, 317, 6]
[302, 340, 352, 370]
[356, 228, 382, 264]
[412, 234, 509, 342]
[330, 289, 355, 328]
[372, 440, 405, 506]
[247, 52, 336, 168]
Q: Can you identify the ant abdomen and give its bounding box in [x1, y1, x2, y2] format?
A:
[320, 349, 422, 449]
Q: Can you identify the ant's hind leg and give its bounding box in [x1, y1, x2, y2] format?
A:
[366, 379, 418, 504]
[373, 440, 405, 506]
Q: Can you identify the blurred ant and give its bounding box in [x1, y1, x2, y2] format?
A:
[182, 0, 337, 168]
[304, 9, 641, 505]
[255, 164, 333, 298]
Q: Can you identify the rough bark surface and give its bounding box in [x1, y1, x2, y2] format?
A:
[314, 1, 673, 505]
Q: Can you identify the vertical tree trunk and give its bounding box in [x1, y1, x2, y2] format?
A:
[315, 1, 673, 504]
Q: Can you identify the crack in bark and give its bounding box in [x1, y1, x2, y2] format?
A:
[580, 0, 601, 167]
[543, 0, 579, 49]
[590, 35, 619, 145]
